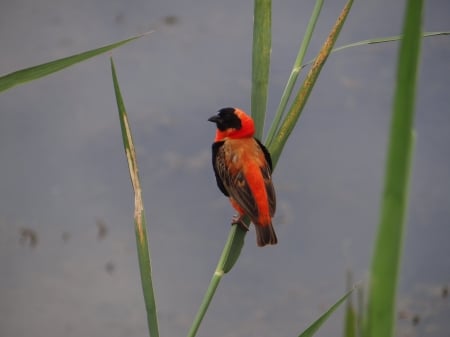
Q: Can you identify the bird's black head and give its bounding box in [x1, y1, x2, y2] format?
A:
[208, 107, 242, 131]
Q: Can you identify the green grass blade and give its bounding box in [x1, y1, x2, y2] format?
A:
[300, 31, 449, 70]
[111, 58, 160, 337]
[0, 31, 152, 93]
[251, 0, 271, 139]
[186, 271, 222, 337]
[365, 0, 423, 336]
[343, 272, 357, 337]
[186, 221, 248, 337]
[331, 31, 448, 54]
[298, 289, 354, 337]
[269, 0, 354, 167]
[265, 0, 324, 147]
[357, 286, 364, 337]
[222, 220, 248, 273]
[344, 301, 357, 337]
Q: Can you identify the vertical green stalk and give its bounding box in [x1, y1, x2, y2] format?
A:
[343, 271, 357, 337]
[365, 0, 423, 336]
[111, 58, 160, 337]
[265, 0, 324, 147]
[188, 2, 356, 336]
[186, 223, 246, 337]
[251, 0, 271, 139]
[187, 1, 272, 335]
[357, 286, 364, 337]
[269, 0, 354, 167]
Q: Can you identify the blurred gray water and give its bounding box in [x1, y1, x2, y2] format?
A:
[1, 1, 449, 336]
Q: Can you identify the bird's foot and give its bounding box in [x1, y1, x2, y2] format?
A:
[231, 214, 249, 232]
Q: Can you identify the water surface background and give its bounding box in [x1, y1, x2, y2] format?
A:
[1, 1, 449, 336]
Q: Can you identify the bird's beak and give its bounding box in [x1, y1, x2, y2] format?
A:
[208, 115, 221, 123]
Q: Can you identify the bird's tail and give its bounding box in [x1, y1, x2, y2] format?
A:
[255, 223, 278, 247]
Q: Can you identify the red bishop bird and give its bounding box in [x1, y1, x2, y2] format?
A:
[208, 107, 277, 247]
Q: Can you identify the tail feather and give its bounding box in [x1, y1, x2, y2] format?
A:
[255, 223, 278, 247]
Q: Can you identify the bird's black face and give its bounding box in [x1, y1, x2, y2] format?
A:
[208, 107, 242, 131]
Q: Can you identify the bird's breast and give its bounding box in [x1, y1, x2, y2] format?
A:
[222, 138, 265, 170]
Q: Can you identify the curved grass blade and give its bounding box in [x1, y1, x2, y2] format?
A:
[298, 288, 354, 337]
[111, 58, 159, 337]
[269, 0, 354, 167]
[331, 31, 447, 54]
[299, 31, 448, 70]
[365, 0, 423, 336]
[251, 0, 271, 139]
[0, 31, 152, 93]
[265, 0, 324, 148]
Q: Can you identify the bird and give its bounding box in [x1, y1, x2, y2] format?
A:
[208, 107, 277, 247]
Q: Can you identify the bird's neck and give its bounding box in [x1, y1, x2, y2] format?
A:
[215, 127, 254, 141]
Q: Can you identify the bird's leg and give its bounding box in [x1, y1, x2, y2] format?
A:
[231, 214, 249, 231]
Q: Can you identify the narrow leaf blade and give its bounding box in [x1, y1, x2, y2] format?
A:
[343, 298, 357, 337]
[365, 0, 423, 336]
[251, 0, 271, 138]
[111, 58, 160, 337]
[0, 32, 151, 93]
[265, 0, 324, 147]
[298, 289, 354, 337]
[269, 0, 354, 167]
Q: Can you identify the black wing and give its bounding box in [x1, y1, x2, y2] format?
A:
[211, 141, 229, 196]
[255, 138, 273, 172]
[255, 138, 276, 216]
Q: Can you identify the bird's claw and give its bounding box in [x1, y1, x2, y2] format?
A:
[231, 214, 249, 232]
